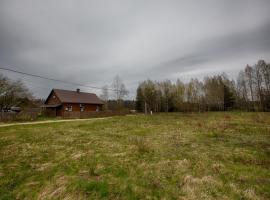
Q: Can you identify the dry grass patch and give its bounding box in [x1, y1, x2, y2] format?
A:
[37, 176, 76, 200]
[0, 112, 269, 199]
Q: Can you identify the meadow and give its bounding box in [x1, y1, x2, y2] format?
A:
[0, 112, 269, 200]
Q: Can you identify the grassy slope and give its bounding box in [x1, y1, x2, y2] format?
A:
[0, 112, 269, 200]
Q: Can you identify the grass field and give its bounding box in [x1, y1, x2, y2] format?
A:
[0, 113, 269, 200]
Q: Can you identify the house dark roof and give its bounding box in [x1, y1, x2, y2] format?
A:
[45, 89, 104, 104]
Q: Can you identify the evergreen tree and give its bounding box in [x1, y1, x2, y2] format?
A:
[136, 86, 143, 111]
[223, 84, 235, 111]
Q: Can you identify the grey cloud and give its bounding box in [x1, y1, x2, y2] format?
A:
[149, 22, 270, 77]
[0, 0, 270, 98]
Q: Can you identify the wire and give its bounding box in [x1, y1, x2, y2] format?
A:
[0, 67, 119, 92]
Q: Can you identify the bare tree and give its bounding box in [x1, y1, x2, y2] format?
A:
[100, 85, 109, 101]
[245, 65, 255, 103]
[185, 78, 202, 104]
[112, 75, 128, 101]
[0, 74, 31, 111]
[261, 62, 270, 93]
[203, 75, 224, 111]
[140, 80, 158, 113]
[236, 70, 248, 110]
[172, 79, 185, 111]
[100, 85, 109, 110]
[254, 61, 264, 110]
[159, 80, 173, 112]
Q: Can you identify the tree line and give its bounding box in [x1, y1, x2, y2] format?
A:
[136, 60, 270, 112]
[1, 59, 269, 112]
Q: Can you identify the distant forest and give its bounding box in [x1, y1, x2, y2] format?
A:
[135, 60, 270, 112]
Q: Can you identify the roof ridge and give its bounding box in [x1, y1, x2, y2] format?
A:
[53, 88, 96, 95]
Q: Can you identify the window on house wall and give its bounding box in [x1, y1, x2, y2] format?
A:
[66, 105, 72, 112]
[80, 104, 84, 112]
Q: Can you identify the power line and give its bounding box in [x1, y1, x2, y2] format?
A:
[0, 67, 119, 92]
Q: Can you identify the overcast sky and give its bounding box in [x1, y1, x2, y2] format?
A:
[1, 0, 270, 99]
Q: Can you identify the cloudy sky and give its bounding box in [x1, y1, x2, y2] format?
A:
[0, 0, 270, 99]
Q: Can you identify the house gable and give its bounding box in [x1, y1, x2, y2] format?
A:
[45, 90, 62, 105]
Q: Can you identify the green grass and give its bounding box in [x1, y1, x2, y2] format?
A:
[0, 112, 269, 199]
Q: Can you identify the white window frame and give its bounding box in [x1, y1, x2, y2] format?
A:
[66, 105, 72, 112]
[80, 104, 84, 112]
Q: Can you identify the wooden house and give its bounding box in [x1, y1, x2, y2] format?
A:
[43, 89, 104, 117]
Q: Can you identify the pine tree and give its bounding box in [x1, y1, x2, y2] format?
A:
[136, 86, 143, 111]
[223, 84, 235, 111]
